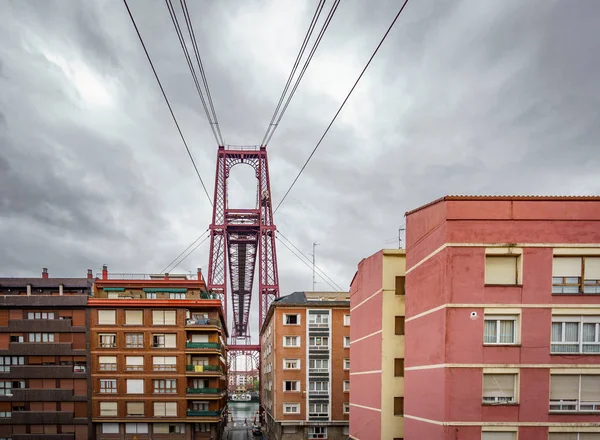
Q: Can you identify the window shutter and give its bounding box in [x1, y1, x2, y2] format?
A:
[192, 334, 209, 343]
[127, 402, 144, 415]
[154, 402, 165, 416]
[482, 433, 515, 440]
[585, 257, 600, 279]
[580, 375, 600, 401]
[126, 356, 143, 366]
[153, 356, 165, 365]
[99, 356, 116, 364]
[100, 401, 118, 416]
[126, 379, 144, 394]
[165, 402, 177, 416]
[154, 424, 169, 434]
[552, 257, 582, 277]
[550, 375, 579, 400]
[548, 434, 578, 440]
[485, 256, 518, 284]
[152, 310, 162, 325]
[102, 423, 119, 434]
[165, 334, 177, 348]
[98, 310, 116, 325]
[164, 356, 177, 365]
[482, 374, 514, 397]
[165, 311, 176, 325]
[125, 310, 143, 325]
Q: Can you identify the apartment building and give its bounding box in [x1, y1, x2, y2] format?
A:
[348, 249, 406, 440]
[260, 291, 350, 440]
[89, 267, 228, 440]
[0, 268, 93, 440]
[403, 195, 600, 440]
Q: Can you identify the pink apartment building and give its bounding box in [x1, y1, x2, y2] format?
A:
[403, 195, 600, 440]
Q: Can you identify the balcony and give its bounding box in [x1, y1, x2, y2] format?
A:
[13, 435, 75, 440]
[7, 319, 84, 333]
[7, 343, 84, 356]
[11, 389, 79, 401]
[186, 410, 222, 417]
[186, 388, 224, 396]
[186, 365, 223, 374]
[186, 342, 222, 350]
[9, 365, 86, 379]
[11, 411, 74, 424]
[186, 318, 222, 328]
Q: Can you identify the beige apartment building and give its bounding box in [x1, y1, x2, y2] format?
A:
[260, 291, 350, 440]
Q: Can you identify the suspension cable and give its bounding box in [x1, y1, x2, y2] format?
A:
[274, 0, 411, 213]
[158, 229, 210, 274]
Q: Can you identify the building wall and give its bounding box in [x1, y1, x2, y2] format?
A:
[404, 197, 600, 440]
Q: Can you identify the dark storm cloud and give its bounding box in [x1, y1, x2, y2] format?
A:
[1, 0, 599, 337]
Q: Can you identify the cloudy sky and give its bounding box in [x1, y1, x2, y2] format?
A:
[1, 0, 599, 340]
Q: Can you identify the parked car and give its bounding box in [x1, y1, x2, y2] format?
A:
[252, 425, 262, 436]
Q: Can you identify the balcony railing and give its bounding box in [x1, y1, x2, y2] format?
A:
[186, 365, 222, 372]
[186, 318, 221, 327]
[200, 292, 220, 300]
[186, 342, 221, 349]
[186, 410, 222, 417]
[186, 388, 223, 394]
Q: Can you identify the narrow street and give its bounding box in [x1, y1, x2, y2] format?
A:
[225, 401, 264, 440]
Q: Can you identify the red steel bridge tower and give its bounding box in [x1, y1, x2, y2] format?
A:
[207, 145, 280, 397]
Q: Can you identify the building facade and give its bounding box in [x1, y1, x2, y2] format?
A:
[403, 196, 600, 440]
[348, 249, 406, 440]
[89, 267, 228, 440]
[260, 291, 350, 440]
[0, 268, 93, 440]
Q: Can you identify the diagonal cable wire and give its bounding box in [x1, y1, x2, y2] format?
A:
[263, 0, 341, 147]
[274, 0, 411, 213]
[164, 232, 212, 274]
[260, 0, 326, 146]
[123, 0, 212, 204]
[277, 231, 344, 291]
[165, 0, 224, 146]
[276, 235, 341, 291]
[159, 229, 209, 273]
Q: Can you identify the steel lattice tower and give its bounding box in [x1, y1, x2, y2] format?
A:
[207, 145, 280, 343]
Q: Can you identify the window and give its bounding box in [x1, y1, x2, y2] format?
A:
[153, 356, 177, 371]
[284, 314, 299, 325]
[283, 426, 297, 434]
[481, 433, 516, 440]
[154, 401, 177, 417]
[100, 379, 117, 393]
[125, 310, 143, 325]
[101, 423, 119, 434]
[344, 314, 350, 326]
[395, 316, 405, 335]
[308, 426, 327, 439]
[169, 293, 185, 299]
[125, 423, 148, 434]
[284, 381, 300, 392]
[98, 310, 116, 325]
[344, 358, 350, 370]
[99, 333, 116, 348]
[0, 381, 24, 395]
[125, 333, 144, 348]
[153, 333, 177, 348]
[0, 412, 10, 418]
[550, 374, 600, 412]
[344, 336, 351, 347]
[0, 356, 24, 373]
[549, 434, 600, 440]
[152, 310, 176, 325]
[146, 292, 157, 299]
[27, 333, 55, 342]
[154, 379, 177, 393]
[551, 316, 600, 353]
[309, 403, 328, 417]
[154, 424, 185, 434]
[394, 358, 404, 377]
[283, 336, 300, 347]
[553, 256, 600, 294]
[283, 403, 300, 414]
[99, 356, 117, 371]
[126, 379, 144, 394]
[309, 381, 329, 394]
[343, 402, 350, 413]
[485, 255, 520, 285]
[125, 356, 144, 371]
[395, 276, 405, 295]
[394, 397, 404, 415]
[27, 312, 55, 320]
[284, 359, 300, 370]
[308, 313, 329, 325]
[484, 315, 518, 344]
[126, 402, 145, 416]
[482, 374, 517, 404]
[343, 380, 350, 392]
[100, 401, 118, 417]
[309, 359, 328, 372]
[309, 336, 329, 348]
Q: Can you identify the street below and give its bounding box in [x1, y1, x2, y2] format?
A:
[226, 402, 262, 440]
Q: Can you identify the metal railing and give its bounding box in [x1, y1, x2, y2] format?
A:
[186, 388, 223, 394]
[186, 410, 222, 417]
[186, 342, 221, 349]
[186, 365, 222, 372]
[186, 318, 221, 327]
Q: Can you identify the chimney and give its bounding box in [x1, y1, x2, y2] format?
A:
[102, 265, 108, 280]
[87, 269, 93, 279]
[197, 268, 202, 281]
[164, 273, 169, 280]
[42, 268, 48, 279]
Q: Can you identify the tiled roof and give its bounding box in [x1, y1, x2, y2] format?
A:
[405, 195, 600, 216]
[0, 278, 91, 289]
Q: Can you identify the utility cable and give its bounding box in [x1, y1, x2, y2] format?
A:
[274, 0, 411, 213]
[275, 235, 340, 292]
[260, 0, 326, 146]
[277, 231, 344, 291]
[165, 233, 212, 273]
[122, 0, 212, 205]
[263, 0, 341, 147]
[159, 229, 209, 273]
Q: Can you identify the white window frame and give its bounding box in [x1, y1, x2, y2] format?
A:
[309, 359, 329, 373]
[283, 380, 300, 392]
[481, 431, 516, 440]
[308, 426, 327, 439]
[309, 380, 329, 395]
[343, 358, 350, 370]
[344, 336, 351, 348]
[283, 314, 300, 325]
[309, 336, 329, 349]
[343, 402, 350, 414]
[482, 373, 518, 404]
[344, 314, 350, 326]
[125, 423, 148, 434]
[99, 333, 116, 348]
[283, 336, 300, 347]
[308, 403, 328, 418]
[101, 423, 119, 434]
[152, 310, 176, 326]
[551, 315, 600, 354]
[549, 374, 600, 412]
[343, 380, 350, 392]
[283, 359, 300, 370]
[308, 313, 329, 325]
[283, 403, 300, 414]
[483, 315, 519, 345]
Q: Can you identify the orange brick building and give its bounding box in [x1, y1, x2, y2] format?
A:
[260, 291, 350, 440]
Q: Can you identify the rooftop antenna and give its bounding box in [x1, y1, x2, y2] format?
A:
[311, 242, 319, 291]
